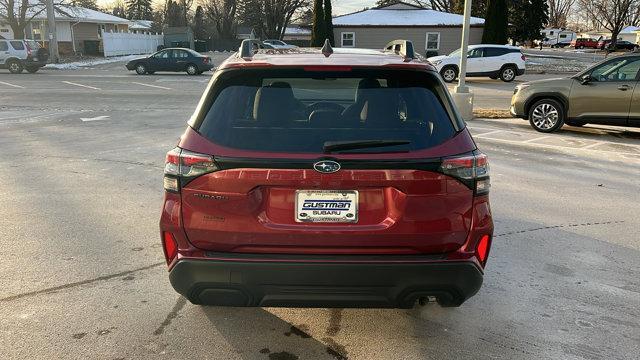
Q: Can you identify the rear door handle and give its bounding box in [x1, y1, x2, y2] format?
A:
[618, 85, 631, 91]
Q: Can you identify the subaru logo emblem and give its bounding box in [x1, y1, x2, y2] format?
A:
[313, 160, 341, 173]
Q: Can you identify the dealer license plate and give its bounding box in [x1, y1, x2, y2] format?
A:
[295, 190, 358, 223]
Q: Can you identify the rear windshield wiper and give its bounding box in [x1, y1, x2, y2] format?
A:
[323, 140, 411, 153]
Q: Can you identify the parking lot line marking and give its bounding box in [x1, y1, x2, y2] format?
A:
[81, 115, 110, 122]
[582, 141, 607, 149]
[131, 82, 172, 90]
[522, 136, 551, 143]
[474, 130, 503, 137]
[62, 81, 101, 90]
[0, 81, 25, 89]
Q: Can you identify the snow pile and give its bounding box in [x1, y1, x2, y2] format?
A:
[334, 9, 484, 26]
[44, 54, 148, 70]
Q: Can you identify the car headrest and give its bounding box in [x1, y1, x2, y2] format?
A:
[355, 78, 381, 103]
[253, 82, 296, 124]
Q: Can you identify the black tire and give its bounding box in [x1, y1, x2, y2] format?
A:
[135, 63, 147, 75]
[499, 65, 517, 82]
[440, 66, 458, 83]
[186, 64, 198, 75]
[528, 99, 565, 133]
[26, 66, 39, 73]
[7, 60, 23, 74]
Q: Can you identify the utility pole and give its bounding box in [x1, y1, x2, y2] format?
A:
[46, 0, 59, 63]
[451, 0, 474, 120]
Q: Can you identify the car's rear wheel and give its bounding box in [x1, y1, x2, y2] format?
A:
[499, 66, 516, 82]
[440, 66, 457, 83]
[7, 60, 23, 74]
[26, 66, 39, 73]
[135, 63, 147, 75]
[529, 99, 565, 133]
[186, 64, 198, 75]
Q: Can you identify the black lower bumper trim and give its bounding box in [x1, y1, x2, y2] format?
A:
[169, 258, 483, 308]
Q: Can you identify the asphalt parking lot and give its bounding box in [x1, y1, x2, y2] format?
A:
[1, 65, 639, 360]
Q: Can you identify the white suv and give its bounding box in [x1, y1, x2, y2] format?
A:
[0, 39, 48, 74]
[428, 45, 526, 83]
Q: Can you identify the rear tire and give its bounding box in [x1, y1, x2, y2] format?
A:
[499, 66, 516, 82]
[186, 64, 198, 75]
[440, 66, 458, 83]
[26, 66, 39, 73]
[135, 63, 147, 75]
[528, 99, 565, 133]
[7, 60, 23, 74]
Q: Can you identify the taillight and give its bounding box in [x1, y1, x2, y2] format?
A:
[164, 147, 219, 192]
[440, 152, 490, 195]
[162, 232, 178, 264]
[26, 44, 32, 56]
[476, 234, 491, 266]
[520, 53, 526, 61]
[203, 57, 210, 64]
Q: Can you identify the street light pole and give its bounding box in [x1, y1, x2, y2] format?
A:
[46, 0, 59, 63]
[451, 0, 474, 120]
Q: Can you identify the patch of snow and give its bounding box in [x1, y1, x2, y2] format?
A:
[44, 54, 147, 70]
[334, 9, 484, 26]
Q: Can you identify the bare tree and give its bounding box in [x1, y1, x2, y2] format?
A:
[547, 0, 574, 28]
[239, 0, 308, 40]
[202, 0, 237, 39]
[0, 0, 49, 39]
[578, 0, 639, 44]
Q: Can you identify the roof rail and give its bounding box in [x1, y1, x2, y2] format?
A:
[384, 40, 415, 61]
[238, 39, 265, 60]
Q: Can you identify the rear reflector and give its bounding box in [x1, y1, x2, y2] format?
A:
[476, 235, 491, 266]
[162, 232, 178, 264]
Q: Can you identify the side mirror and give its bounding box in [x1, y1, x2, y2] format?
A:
[580, 74, 592, 85]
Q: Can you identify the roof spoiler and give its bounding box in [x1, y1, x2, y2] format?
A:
[238, 39, 265, 60]
[384, 40, 415, 61]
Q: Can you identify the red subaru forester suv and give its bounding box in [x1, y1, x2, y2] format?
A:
[160, 40, 493, 308]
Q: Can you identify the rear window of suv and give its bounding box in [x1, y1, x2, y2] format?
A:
[10, 41, 25, 50]
[196, 68, 460, 153]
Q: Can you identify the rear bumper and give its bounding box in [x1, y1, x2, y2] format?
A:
[169, 257, 483, 308]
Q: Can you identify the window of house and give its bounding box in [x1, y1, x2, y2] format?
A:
[426, 33, 440, 50]
[341, 32, 355, 47]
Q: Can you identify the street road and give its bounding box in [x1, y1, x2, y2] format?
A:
[1, 66, 639, 360]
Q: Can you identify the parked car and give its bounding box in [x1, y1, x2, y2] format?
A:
[0, 39, 48, 74]
[511, 54, 640, 132]
[428, 44, 526, 83]
[125, 48, 213, 75]
[263, 39, 297, 49]
[598, 39, 639, 51]
[160, 39, 494, 309]
[571, 38, 599, 49]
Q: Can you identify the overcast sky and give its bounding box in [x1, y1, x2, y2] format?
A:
[97, 0, 377, 16]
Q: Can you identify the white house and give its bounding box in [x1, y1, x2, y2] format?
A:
[1, 4, 130, 54]
[332, 2, 484, 56]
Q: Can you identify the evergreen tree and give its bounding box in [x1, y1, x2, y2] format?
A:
[193, 5, 207, 40]
[166, 0, 187, 27]
[310, 0, 326, 46]
[71, 0, 100, 10]
[508, 0, 548, 45]
[453, 0, 487, 17]
[126, 0, 153, 20]
[112, 4, 127, 18]
[323, 0, 334, 45]
[482, 0, 508, 44]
